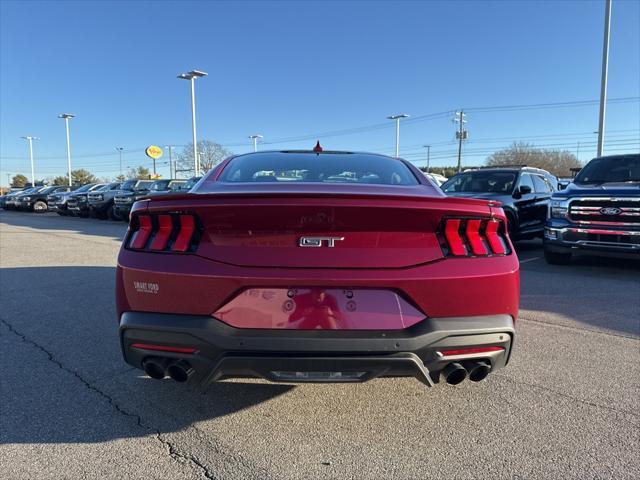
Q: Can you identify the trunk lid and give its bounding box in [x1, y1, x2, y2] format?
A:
[146, 186, 492, 269]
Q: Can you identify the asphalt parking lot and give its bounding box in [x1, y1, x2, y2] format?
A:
[1, 210, 639, 480]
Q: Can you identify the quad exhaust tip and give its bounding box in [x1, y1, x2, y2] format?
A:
[167, 360, 195, 383]
[142, 357, 170, 380]
[463, 360, 491, 382]
[442, 362, 467, 385]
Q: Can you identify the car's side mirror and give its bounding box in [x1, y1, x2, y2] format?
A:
[519, 185, 532, 194]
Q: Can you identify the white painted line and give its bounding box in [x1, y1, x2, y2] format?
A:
[519, 257, 541, 264]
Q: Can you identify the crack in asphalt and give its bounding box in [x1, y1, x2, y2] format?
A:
[493, 372, 640, 421]
[0, 317, 216, 480]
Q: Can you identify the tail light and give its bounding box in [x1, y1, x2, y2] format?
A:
[127, 213, 200, 252]
[438, 217, 510, 257]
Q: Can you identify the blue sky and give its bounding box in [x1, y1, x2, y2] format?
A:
[1, 0, 639, 183]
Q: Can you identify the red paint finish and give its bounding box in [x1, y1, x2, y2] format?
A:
[116, 152, 519, 331]
[149, 215, 172, 250]
[214, 288, 425, 330]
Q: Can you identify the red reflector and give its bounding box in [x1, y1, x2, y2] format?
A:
[485, 220, 507, 254]
[149, 214, 173, 250]
[465, 219, 488, 255]
[130, 343, 197, 354]
[444, 219, 467, 256]
[440, 346, 505, 357]
[130, 215, 152, 249]
[172, 214, 195, 251]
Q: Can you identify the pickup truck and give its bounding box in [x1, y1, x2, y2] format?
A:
[544, 153, 640, 263]
[85, 182, 124, 219]
[113, 179, 186, 220]
[92, 180, 152, 220]
[67, 183, 109, 217]
[17, 185, 77, 212]
[48, 183, 95, 215]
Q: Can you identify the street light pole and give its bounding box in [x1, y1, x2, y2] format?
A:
[58, 113, 75, 185]
[387, 114, 409, 158]
[115, 147, 124, 178]
[423, 145, 431, 173]
[249, 134, 263, 152]
[178, 70, 208, 177]
[597, 0, 612, 157]
[20, 136, 39, 187]
[166, 145, 175, 178]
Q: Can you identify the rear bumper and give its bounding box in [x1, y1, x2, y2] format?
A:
[119, 311, 514, 386]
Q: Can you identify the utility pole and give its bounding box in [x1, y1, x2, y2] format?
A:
[454, 110, 467, 172]
[58, 113, 75, 185]
[249, 134, 263, 152]
[20, 136, 39, 187]
[423, 145, 431, 173]
[597, 0, 612, 157]
[166, 145, 175, 178]
[387, 114, 409, 157]
[115, 147, 124, 178]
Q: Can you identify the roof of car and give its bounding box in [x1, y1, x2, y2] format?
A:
[463, 165, 552, 174]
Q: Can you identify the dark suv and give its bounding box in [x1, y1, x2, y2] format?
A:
[113, 179, 186, 220]
[48, 183, 94, 215]
[544, 153, 640, 264]
[99, 179, 153, 220]
[441, 166, 558, 239]
[16, 185, 75, 212]
[85, 182, 124, 219]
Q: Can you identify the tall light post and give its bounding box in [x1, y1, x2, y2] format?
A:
[178, 69, 208, 176]
[115, 147, 124, 178]
[58, 113, 75, 185]
[20, 136, 39, 187]
[165, 145, 175, 178]
[387, 114, 409, 158]
[423, 145, 431, 173]
[597, 0, 612, 157]
[249, 134, 263, 152]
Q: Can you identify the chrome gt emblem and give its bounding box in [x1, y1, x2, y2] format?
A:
[599, 207, 622, 215]
[299, 236, 345, 248]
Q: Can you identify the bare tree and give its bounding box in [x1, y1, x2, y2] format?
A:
[177, 140, 233, 177]
[486, 142, 581, 177]
[126, 166, 151, 180]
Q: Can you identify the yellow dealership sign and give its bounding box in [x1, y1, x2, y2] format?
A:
[145, 145, 163, 159]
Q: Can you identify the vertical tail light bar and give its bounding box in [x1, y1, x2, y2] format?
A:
[439, 217, 510, 257]
[127, 213, 199, 253]
[149, 214, 173, 250]
[444, 219, 467, 256]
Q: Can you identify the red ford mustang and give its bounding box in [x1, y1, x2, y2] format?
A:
[116, 149, 519, 387]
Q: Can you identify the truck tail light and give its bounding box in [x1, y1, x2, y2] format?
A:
[126, 213, 200, 253]
[438, 217, 510, 257]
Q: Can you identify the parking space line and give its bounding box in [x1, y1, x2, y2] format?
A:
[519, 257, 541, 264]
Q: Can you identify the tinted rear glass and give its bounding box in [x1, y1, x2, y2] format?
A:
[442, 171, 516, 193]
[218, 153, 418, 185]
[575, 155, 640, 183]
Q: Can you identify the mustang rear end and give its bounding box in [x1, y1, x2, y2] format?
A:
[116, 150, 519, 387]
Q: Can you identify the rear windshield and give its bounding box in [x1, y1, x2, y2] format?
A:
[218, 153, 418, 185]
[575, 155, 640, 184]
[150, 180, 171, 191]
[441, 171, 517, 194]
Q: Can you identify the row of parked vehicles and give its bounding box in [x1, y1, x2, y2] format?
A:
[1, 177, 200, 221]
[2, 153, 638, 263]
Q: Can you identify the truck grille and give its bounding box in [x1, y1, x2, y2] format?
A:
[114, 196, 133, 205]
[569, 198, 640, 226]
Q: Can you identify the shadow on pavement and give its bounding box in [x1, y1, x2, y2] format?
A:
[0, 266, 293, 445]
[0, 210, 127, 241]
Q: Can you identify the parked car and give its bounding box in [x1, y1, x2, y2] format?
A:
[5, 186, 48, 211]
[544, 153, 640, 264]
[85, 182, 124, 219]
[48, 183, 94, 215]
[1, 189, 26, 210]
[441, 166, 558, 239]
[16, 185, 75, 212]
[424, 172, 448, 186]
[67, 183, 108, 217]
[114, 179, 186, 220]
[117, 150, 519, 389]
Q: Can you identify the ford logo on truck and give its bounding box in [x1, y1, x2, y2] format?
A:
[599, 207, 622, 215]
